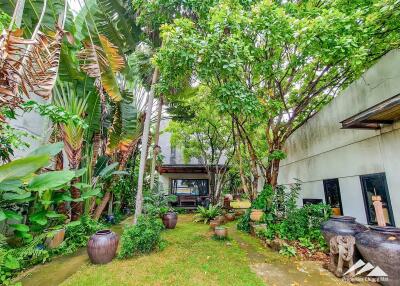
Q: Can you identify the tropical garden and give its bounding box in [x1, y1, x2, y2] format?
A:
[0, 0, 400, 285]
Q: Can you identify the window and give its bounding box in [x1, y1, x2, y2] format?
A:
[360, 173, 395, 226]
[171, 179, 209, 196]
[303, 198, 323, 205]
[323, 178, 343, 216]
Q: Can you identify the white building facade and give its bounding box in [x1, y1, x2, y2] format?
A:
[278, 50, 400, 227]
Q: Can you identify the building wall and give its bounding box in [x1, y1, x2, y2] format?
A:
[10, 96, 51, 158]
[278, 49, 400, 226]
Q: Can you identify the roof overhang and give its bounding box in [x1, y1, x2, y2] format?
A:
[341, 94, 400, 129]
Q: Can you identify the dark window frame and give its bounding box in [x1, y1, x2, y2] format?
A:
[360, 173, 395, 226]
[323, 178, 344, 215]
[170, 178, 209, 196]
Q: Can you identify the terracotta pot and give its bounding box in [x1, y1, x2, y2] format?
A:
[209, 219, 220, 229]
[214, 226, 228, 238]
[215, 215, 225, 224]
[250, 209, 264, 222]
[234, 209, 245, 217]
[225, 213, 235, 222]
[355, 226, 400, 286]
[46, 228, 65, 249]
[320, 216, 367, 243]
[162, 212, 178, 229]
[87, 229, 119, 264]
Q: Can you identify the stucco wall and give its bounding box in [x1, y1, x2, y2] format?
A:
[278, 50, 400, 226]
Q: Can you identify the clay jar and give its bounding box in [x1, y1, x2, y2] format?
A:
[209, 219, 220, 230]
[320, 216, 367, 243]
[214, 226, 228, 239]
[162, 211, 178, 229]
[355, 226, 400, 286]
[87, 230, 119, 264]
[225, 212, 235, 222]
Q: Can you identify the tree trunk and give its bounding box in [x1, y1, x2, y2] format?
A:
[149, 95, 164, 190]
[93, 191, 111, 221]
[70, 179, 82, 221]
[266, 140, 282, 187]
[133, 68, 159, 224]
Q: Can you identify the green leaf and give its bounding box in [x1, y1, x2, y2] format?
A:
[10, 224, 30, 232]
[0, 155, 50, 183]
[4, 254, 20, 270]
[2, 191, 31, 201]
[45, 211, 65, 219]
[75, 168, 87, 177]
[73, 183, 92, 190]
[29, 211, 48, 226]
[98, 162, 119, 177]
[66, 220, 81, 227]
[28, 142, 64, 157]
[82, 188, 101, 199]
[0, 210, 6, 221]
[28, 170, 76, 192]
[0, 180, 23, 191]
[4, 210, 23, 222]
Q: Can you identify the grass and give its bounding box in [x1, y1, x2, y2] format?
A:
[61, 215, 265, 286]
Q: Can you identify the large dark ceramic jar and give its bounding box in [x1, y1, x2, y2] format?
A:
[355, 226, 400, 286]
[87, 230, 119, 264]
[321, 216, 367, 243]
[162, 211, 178, 229]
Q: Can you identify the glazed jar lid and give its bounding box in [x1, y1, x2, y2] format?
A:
[330, 216, 356, 222]
[369, 226, 400, 235]
[96, 229, 112, 235]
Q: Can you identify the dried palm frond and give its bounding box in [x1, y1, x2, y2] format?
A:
[0, 29, 36, 108]
[0, 24, 67, 108]
[29, 25, 65, 98]
[77, 34, 124, 102]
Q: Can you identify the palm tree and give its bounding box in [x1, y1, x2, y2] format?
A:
[54, 82, 88, 220]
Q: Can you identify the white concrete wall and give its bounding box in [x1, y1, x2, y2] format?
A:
[9, 96, 51, 158]
[278, 50, 400, 226]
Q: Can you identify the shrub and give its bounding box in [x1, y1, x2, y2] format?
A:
[118, 216, 164, 259]
[237, 209, 251, 232]
[193, 205, 221, 224]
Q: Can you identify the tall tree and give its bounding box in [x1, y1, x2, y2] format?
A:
[156, 0, 400, 187]
[166, 90, 234, 203]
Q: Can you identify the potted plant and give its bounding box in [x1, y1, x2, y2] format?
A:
[193, 205, 221, 224]
[209, 219, 220, 229]
[224, 211, 235, 221]
[214, 226, 228, 239]
[250, 185, 273, 222]
[162, 208, 178, 229]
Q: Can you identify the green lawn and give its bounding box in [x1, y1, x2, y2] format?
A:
[61, 215, 265, 286]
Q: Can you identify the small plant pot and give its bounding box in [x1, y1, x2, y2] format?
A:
[162, 211, 178, 229]
[87, 230, 119, 264]
[214, 226, 228, 239]
[215, 215, 225, 224]
[45, 228, 65, 249]
[225, 213, 235, 222]
[209, 220, 220, 229]
[250, 209, 264, 222]
[234, 209, 245, 217]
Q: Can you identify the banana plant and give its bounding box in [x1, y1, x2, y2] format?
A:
[0, 142, 77, 240]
